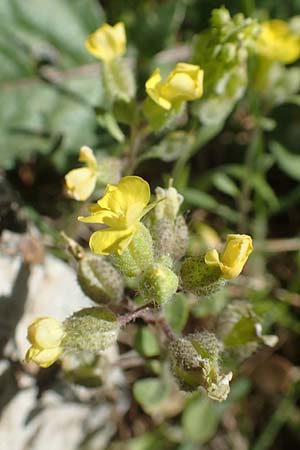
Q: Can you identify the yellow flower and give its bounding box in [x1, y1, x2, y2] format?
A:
[65, 146, 98, 201]
[78, 176, 157, 255]
[85, 22, 126, 62]
[145, 63, 204, 110]
[25, 317, 64, 368]
[256, 20, 300, 64]
[204, 234, 253, 279]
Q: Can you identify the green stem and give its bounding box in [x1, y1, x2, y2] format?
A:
[237, 129, 262, 233]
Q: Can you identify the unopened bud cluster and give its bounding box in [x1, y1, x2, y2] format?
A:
[192, 7, 260, 125]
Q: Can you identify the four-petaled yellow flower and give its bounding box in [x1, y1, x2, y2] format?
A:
[256, 20, 300, 64]
[25, 317, 64, 368]
[78, 176, 157, 255]
[85, 22, 126, 62]
[146, 63, 204, 110]
[65, 146, 98, 201]
[204, 234, 253, 279]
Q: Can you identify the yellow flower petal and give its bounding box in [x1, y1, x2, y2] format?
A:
[79, 176, 154, 255]
[163, 73, 196, 101]
[27, 317, 64, 349]
[78, 209, 119, 225]
[65, 167, 97, 201]
[145, 69, 172, 110]
[145, 63, 203, 110]
[79, 146, 97, 170]
[205, 234, 253, 279]
[220, 234, 253, 279]
[97, 176, 150, 225]
[204, 249, 221, 266]
[85, 22, 126, 62]
[25, 346, 62, 368]
[89, 226, 137, 255]
[256, 20, 300, 64]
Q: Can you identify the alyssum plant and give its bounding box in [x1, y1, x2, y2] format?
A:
[25, 7, 289, 401]
[25, 175, 276, 401]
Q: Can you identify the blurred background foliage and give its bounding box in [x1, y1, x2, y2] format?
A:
[1, 1, 300, 450]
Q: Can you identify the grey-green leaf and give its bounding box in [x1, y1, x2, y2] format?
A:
[270, 141, 300, 181]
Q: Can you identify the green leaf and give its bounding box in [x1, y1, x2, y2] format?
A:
[128, 431, 165, 450]
[224, 315, 257, 348]
[212, 173, 239, 197]
[143, 97, 172, 131]
[113, 100, 137, 125]
[192, 292, 228, 318]
[183, 188, 218, 209]
[182, 396, 222, 444]
[182, 188, 239, 222]
[252, 174, 279, 210]
[135, 327, 160, 357]
[163, 293, 189, 334]
[140, 131, 194, 163]
[0, 0, 105, 168]
[96, 109, 125, 143]
[133, 378, 170, 407]
[0, 0, 104, 78]
[128, 0, 187, 57]
[270, 141, 300, 181]
[1, 75, 103, 169]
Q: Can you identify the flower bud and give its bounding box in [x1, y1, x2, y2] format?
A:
[151, 185, 188, 261]
[25, 317, 64, 368]
[112, 223, 154, 277]
[155, 186, 184, 221]
[138, 263, 179, 305]
[220, 43, 236, 63]
[62, 307, 119, 355]
[180, 255, 225, 297]
[152, 216, 188, 262]
[204, 234, 253, 279]
[211, 7, 231, 29]
[169, 332, 232, 401]
[146, 63, 203, 111]
[65, 146, 98, 201]
[77, 254, 124, 305]
[85, 22, 126, 63]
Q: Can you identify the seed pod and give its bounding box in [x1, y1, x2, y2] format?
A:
[112, 223, 154, 277]
[138, 263, 178, 305]
[77, 254, 124, 305]
[180, 255, 225, 297]
[62, 307, 119, 356]
[152, 216, 188, 262]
